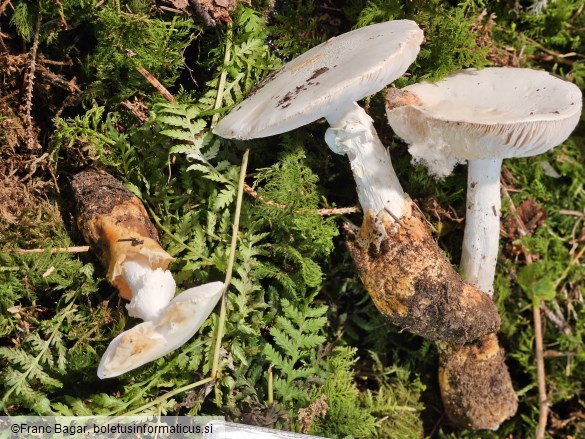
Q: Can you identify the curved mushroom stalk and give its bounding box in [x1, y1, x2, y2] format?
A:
[324, 104, 501, 344]
[72, 170, 176, 321]
[345, 211, 500, 344]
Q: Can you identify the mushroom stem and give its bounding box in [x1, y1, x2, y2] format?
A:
[325, 106, 500, 345]
[461, 158, 503, 296]
[324, 102, 410, 222]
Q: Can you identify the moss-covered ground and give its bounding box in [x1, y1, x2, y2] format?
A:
[0, 0, 583, 437]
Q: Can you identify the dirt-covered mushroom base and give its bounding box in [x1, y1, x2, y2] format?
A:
[72, 170, 173, 299]
[438, 333, 518, 430]
[344, 210, 500, 345]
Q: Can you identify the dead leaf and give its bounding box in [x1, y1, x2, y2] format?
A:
[170, 0, 189, 8]
[504, 198, 547, 238]
[298, 394, 328, 434]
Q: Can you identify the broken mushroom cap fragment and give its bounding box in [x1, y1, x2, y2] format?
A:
[386, 67, 582, 294]
[214, 21, 501, 344]
[98, 281, 224, 379]
[72, 170, 175, 320]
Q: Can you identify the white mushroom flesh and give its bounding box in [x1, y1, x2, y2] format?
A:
[122, 259, 176, 321]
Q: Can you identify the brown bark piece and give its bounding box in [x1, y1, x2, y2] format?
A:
[72, 170, 174, 299]
[439, 334, 518, 430]
[199, 0, 249, 22]
[344, 210, 500, 344]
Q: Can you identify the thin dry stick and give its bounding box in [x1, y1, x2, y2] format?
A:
[559, 209, 584, 217]
[122, 377, 213, 416]
[160, 5, 186, 14]
[0, 0, 11, 15]
[211, 149, 249, 380]
[13, 246, 90, 255]
[25, 14, 41, 150]
[244, 183, 361, 216]
[135, 66, 176, 102]
[501, 180, 548, 439]
[541, 302, 571, 336]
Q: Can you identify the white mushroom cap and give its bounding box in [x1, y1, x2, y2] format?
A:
[386, 67, 582, 177]
[214, 20, 423, 139]
[97, 281, 224, 379]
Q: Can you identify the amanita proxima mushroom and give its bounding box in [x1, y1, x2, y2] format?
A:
[214, 21, 501, 345]
[385, 67, 582, 430]
[385, 67, 582, 295]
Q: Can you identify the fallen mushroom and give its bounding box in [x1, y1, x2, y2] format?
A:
[72, 170, 176, 321]
[98, 281, 224, 379]
[214, 20, 500, 344]
[385, 67, 582, 429]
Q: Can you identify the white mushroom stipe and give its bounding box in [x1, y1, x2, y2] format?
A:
[324, 102, 408, 220]
[460, 158, 502, 294]
[98, 281, 224, 379]
[122, 259, 176, 321]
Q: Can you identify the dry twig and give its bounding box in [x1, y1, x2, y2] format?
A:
[501, 178, 549, 439]
[13, 246, 90, 255]
[243, 182, 360, 216]
[24, 14, 41, 151]
[135, 66, 176, 102]
[0, 0, 12, 15]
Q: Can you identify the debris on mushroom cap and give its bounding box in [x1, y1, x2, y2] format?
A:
[97, 281, 224, 379]
[385, 67, 582, 178]
[72, 170, 175, 301]
[214, 20, 423, 140]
